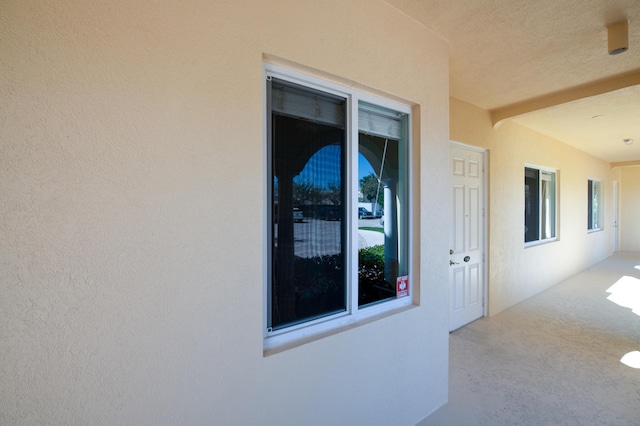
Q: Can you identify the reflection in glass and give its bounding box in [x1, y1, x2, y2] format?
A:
[270, 79, 346, 330]
[358, 102, 408, 306]
[541, 170, 556, 239]
[524, 168, 539, 243]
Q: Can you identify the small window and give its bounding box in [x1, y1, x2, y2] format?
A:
[525, 166, 557, 244]
[588, 179, 602, 231]
[265, 65, 412, 348]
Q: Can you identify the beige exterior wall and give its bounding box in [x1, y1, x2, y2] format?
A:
[1, 1, 451, 424]
[450, 98, 615, 315]
[619, 166, 640, 251]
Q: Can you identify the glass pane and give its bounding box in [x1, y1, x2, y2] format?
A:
[525, 168, 539, 242]
[541, 172, 556, 239]
[270, 79, 346, 330]
[593, 181, 600, 229]
[358, 102, 408, 306]
[587, 180, 595, 229]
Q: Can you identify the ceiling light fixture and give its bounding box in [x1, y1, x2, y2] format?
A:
[624, 138, 633, 145]
[608, 21, 629, 55]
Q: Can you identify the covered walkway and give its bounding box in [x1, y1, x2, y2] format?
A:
[420, 252, 640, 425]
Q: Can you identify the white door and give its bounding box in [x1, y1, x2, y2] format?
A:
[449, 143, 486, 331]
[613, 180, 619, 252]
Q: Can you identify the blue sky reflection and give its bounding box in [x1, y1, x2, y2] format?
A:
[295, 146, 375, 188]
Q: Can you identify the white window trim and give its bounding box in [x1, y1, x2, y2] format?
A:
[524, 163, 558, 247]
[263, 63, 414, 351]
[588, 178, 603, 233]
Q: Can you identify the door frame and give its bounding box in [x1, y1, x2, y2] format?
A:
[613, 180, 619, 253]
[450, 140, 489, 323]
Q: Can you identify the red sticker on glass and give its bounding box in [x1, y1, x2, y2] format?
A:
[396, 275, 409, 298]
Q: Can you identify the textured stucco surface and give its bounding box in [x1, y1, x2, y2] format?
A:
[450, 97, 616, 316]
[1, 0, 450, 424]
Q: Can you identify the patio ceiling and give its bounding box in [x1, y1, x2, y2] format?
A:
[388, 0, 640, 164]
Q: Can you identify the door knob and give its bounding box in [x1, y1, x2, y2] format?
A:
[450, 260, 459, 266]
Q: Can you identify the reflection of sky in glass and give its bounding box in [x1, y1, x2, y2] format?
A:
[294, 145, 375, 187]
[358, 154, 376, 180]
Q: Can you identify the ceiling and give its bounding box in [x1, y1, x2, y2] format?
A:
[387, 0, 640, 164]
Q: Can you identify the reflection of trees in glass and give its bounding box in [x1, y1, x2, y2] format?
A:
[292, 180, 342, 205]
[293, 181, 322, 205]
[359, 173, 383, 204]
[326, 183, 341, 205]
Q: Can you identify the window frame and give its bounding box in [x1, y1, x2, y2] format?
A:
[524, 164, 558, 246]
[587, 178, 603, 232]
[263, 64, 414, 350]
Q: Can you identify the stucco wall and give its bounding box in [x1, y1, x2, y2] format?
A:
[619, 166, 640, 251]
[1, 1, 450, 424]
[450, 98, 615, 315]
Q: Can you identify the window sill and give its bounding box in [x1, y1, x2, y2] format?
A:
[524, 237, 558, 248]
[263, 302, 417, 356]
[587, 228, 603, 234]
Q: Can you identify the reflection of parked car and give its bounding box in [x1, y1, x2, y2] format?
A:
[358, 207, 373, 219]
[274, 206, 304, 223]
[318, 207, 341, 221]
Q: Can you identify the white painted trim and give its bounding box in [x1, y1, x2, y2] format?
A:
[613, 180, 619, 252]
[262, 68, 270, 341]
[349, 93, 358, 317]
[482, 149, 489, 318]
[263, 63, 415, 351]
